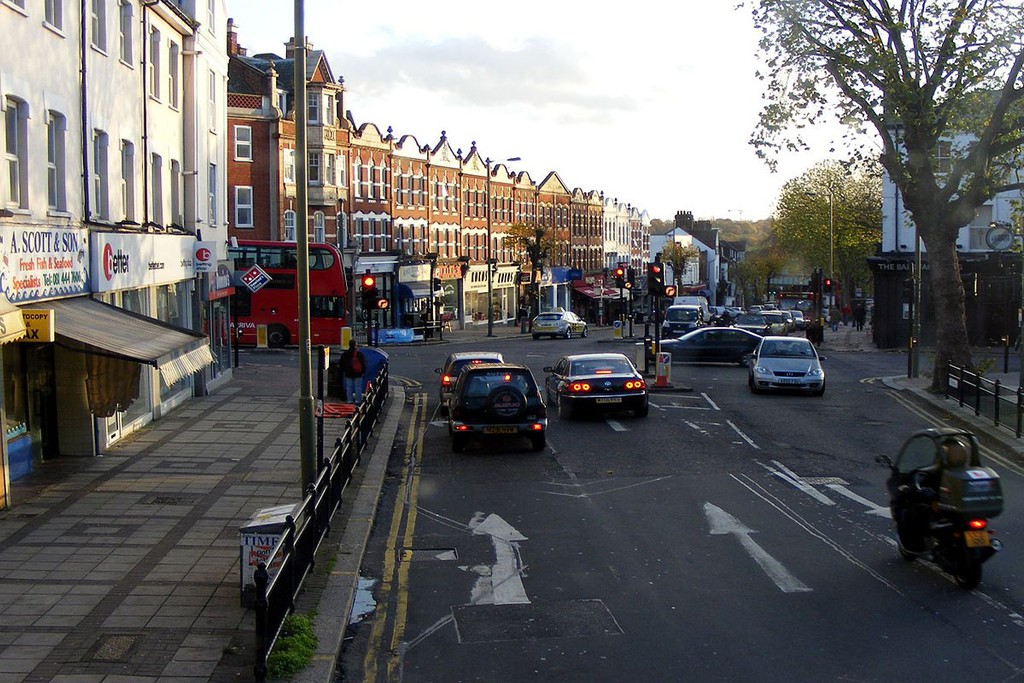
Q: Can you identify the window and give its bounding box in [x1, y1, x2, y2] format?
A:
[91, 0, 106, 51]
[307, 93, 319, 124]
[3, 97, 27, 209]
[208, 163, 217, 225]
[207, 0, 215, 32]
[118, 0, 132, 63]
[283, 210, 296, 240]
[309, 152, 320, 184]
[168, 42, 179, 108]
[337, 153, 346, 188]
[170, 159, 181, 225]
[46, 112, 67, 211]
[235, 186, 253, 227]
[313, 212, 325, 243]
[120, 140, 135, 222]
[148, 28, 161, 99]
[45, 0, 63, 31]
[325, 154, 335, 186]
[323, 94, 334, 125]
[150, 153, 163, 224]
[283, 148, 295, 183]
[234, 125, 252, 161]
[93, 130, 109, 219]
[934, 140, 952, 175]
[208, 70, 217, 130]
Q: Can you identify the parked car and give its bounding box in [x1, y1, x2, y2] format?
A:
[435, 351, 505, 415]
[543, 353, 649, 419]
[662, 305, 705, 338]
[733, 313, 773, 336]
[447, 363, 547, 452]
[532, 310, 588, 339]
[659, 327, 763, 365]
[748, 336, 826, 396]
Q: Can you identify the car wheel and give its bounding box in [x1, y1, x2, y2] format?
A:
[451, 434, 466, 453]
[581, 326, 589, 338]
[267, 324, 290, 348]
[814, 384, 826, 397]
[558, 395, 575, 420]
[748, 376, 760, 394]
[532, 334, 540, 340]
[565, 328, 572, 339]
[530, 434, 546, 452]
[635, 401, 649, 418]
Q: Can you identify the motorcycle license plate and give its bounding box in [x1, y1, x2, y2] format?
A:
[964, 530, 990, 548]
[484, 426, 517, 434]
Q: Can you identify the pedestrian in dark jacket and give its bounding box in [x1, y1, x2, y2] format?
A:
[339, 340, 368, 404]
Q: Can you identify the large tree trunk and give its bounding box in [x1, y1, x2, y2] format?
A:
[924, 233, 972, 392]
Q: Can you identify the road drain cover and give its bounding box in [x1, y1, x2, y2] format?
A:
[453, 599, 622, 643]
[89, 634, 138, 662]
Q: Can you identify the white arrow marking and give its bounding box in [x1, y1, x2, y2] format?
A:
[765, 461, 834, 505]
[704, 502, 812, 593]
[826, 484, 891, 517]
[469, 513, 530, 604]
[607, 419, 628, 432]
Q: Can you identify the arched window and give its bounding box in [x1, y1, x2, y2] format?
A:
[283, 210, 296, 241]
[313, 211, 325, 243]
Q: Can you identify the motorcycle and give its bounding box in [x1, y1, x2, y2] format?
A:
[876, 427, 1003, 589]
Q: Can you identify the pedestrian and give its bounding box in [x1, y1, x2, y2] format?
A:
[339, 339, 368, 404]
[854, 303, 866, 331]
[841, 303, 852, 326]
[829, 305, 840, 333]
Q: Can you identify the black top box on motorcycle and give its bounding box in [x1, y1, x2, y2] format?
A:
[939, 466, 1003, 518]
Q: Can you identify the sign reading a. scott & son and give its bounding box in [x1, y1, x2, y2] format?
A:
[0, 227, 90, 303]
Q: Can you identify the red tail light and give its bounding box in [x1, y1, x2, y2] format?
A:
[441, 375, 453, 387]
[967, 519, 988, 530]
[625, 379, 647, 390]
[567, 382, 592, 393]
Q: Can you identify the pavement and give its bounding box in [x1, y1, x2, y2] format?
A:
[1, 319, 1021, 682]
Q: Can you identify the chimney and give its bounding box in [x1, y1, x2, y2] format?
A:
[226, 18, 239, 57]
[268, 63, 279, 114]
[285, 36, 312, 60]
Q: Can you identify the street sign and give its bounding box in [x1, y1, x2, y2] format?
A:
[240, 264, 272, 292]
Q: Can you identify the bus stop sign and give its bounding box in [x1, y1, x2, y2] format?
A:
[240, 264, 272, 292]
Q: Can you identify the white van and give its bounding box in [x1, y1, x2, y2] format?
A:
[671, 296, 710, 322]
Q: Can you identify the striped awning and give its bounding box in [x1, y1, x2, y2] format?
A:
[46, 297, 214, 385]
[0, 294, 26, 344]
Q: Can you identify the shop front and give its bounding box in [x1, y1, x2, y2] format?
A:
[436, 260, 465, 329]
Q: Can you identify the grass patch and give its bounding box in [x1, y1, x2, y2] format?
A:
[267, 613, 318, 679]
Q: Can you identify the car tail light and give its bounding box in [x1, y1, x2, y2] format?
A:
[625, 379, 646, 390]
[454, 424, 470, 432]
[567, 382, 591, 393]
[529, 423, 544, 431]
[967, 519, 988, 530]
[441, 375, 453, 387]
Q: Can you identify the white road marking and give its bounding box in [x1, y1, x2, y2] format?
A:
[704, 502, 811, 593]
[726, 420, 759, 449]
[762, 460, 835, 505]
[826, 484, 891, 517]
[468, 513, 530, 605]
[701, 392, 721, 411]
[685, 420, 708, 435]
[607, 419, 628, 432]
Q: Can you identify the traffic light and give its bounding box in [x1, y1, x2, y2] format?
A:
[647, 262, 664, 296]
[810, 269, 821, 292]
[360, 273, 379, 311]
[626, 267, 636, 289]
[614, 264, 626, 288]
[823, 277, 833, 293]
[662, 284, 678, 298]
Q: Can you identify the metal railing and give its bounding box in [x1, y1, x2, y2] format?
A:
[945, 363, 1024, 438]
[253, 363, 390, 682]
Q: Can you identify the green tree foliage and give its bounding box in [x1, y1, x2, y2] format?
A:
[732, 247, 789, 305]
[661, 242, 702, 288]
[504, 223, 559, 266]
[773, 160, 882, 299]
[748, 0, 1024, 388]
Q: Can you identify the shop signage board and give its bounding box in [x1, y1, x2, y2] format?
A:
[240, 264, 271, 292]
[17, 309, 54, 343]
[0, 226, 89, 303]
[90, 232, 196, 292]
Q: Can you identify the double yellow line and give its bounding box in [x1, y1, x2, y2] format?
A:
[363, 391, 427, 681]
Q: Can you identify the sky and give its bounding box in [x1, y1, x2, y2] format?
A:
[225, 0, 861, 223]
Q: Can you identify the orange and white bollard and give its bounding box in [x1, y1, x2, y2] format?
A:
[654, 352, 672, 388]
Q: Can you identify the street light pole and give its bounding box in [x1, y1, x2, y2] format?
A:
[485, 155, 520, 337]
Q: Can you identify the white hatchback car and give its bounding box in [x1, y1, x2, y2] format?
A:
[748, 336, 826, 396]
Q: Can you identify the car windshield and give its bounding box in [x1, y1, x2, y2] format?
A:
[464, 370, 535, 397]
[760, 340, 815, 358]
[570, 358, 634, 375]
[737, 315, 766, 325]
[666, 309, 699, 322]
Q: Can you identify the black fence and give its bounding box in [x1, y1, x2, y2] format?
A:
[252, 363, 390, 682]
[945, 363, 1024, 438]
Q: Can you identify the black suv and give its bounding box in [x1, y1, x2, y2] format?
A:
[446, 363, 548, 453]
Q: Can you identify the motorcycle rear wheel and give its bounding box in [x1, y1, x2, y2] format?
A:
[953, 555, 982, 590]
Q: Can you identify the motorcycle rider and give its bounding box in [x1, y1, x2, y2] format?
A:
[889, 436, 971, 551]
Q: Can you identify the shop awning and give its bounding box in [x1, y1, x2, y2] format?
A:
[46, 297, 214, 385]
[0, 294, 26, 344]
[575, 285, 623, 300]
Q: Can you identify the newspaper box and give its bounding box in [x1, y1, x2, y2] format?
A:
[239, 502, 302, 608]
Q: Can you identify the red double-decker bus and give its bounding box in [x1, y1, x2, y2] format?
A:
[229, 240, 348, 347]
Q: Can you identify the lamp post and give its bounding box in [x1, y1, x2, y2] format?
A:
[485, 155, 520, 337]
